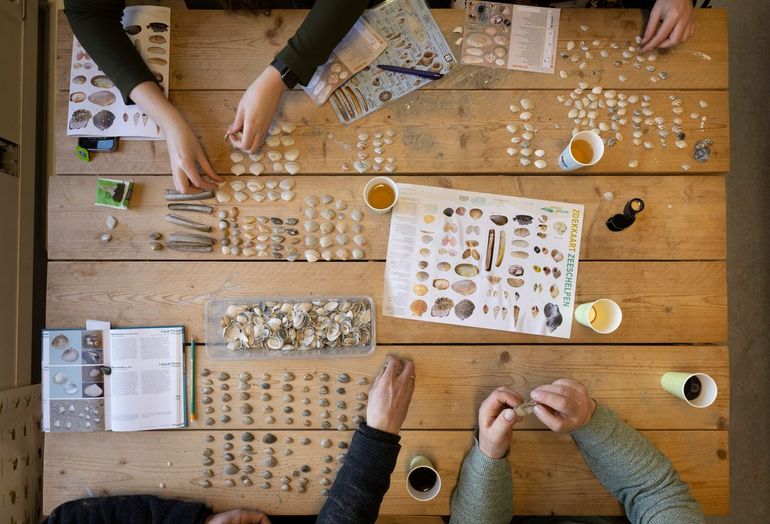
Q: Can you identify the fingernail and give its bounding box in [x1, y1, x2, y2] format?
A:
[503, 409, 514, 421]
[530, 390, 541, 400]
[534, 405, 542, 414]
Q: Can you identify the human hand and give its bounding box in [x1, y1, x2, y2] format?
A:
[227, 66, 287, 153]
[205, 508, 271, 524]
[477, 386, 524, 459]
[641, 0, 696, 52]
[530, 378, 596, 433]
[164, 113, 223, 194]
[365, 355, 416, 435]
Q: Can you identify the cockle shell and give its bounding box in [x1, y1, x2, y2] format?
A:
[87, 90, 116, 107]
[451, 279, 477, 296]
[305, 250, 321, 263]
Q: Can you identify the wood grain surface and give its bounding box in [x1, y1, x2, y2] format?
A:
[43, 429, 729, 515]
[47, 174, 726, 261]
[55, 89, 730, 176]
[183, 344, 729, 432]
[46, 260, 727, 344]
[56, 8, 728, 92]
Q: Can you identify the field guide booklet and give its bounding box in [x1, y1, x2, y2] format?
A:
[42, 320, 186, 432]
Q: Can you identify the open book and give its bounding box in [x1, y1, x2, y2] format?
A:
[42, 324, 186, 432]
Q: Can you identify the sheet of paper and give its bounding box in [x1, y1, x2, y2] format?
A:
[303, 19, 387, 105]
[41, 329, 107, 432]
[108, 326, 185, 431]
[66, 5, 171, 139]
[460, 1, 559, 74]
[382, 184, 584, 338]
[328, 0, 456, 123]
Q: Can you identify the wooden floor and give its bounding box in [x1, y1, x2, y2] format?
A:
[44, 3, 729, 517]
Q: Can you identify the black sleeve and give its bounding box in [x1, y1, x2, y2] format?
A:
[315, 423, 402, 524]
[64, 0, 157, 103]
[275, 0, 370, 86]
[44, 495, 212, 524]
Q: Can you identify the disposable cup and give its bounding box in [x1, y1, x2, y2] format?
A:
[661, 372, 718, 408]
[558, 130, 605, 171]
[574, 299, 622, 334]
[405, 455, 441, 501]
[363, 176, 399, 215]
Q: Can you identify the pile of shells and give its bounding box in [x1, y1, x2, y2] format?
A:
[228, 122, 301, 180]
[505, 98, 547, 169]
[220, 300, 373, 352]
[341, 129, 397, 174]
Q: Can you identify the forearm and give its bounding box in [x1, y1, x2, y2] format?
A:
[275, 0, 369, 85]
[316, 423, 401, 524]
[571, 404, 704, 524]
[129, 81, 182, 129]
[449, 441, 512, 524]
[45, 495, 211, 524]
[64, 0, 156, 103]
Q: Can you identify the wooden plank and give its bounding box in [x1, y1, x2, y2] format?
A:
[54, 89, 730, 176]
[47, 174, 727, 261]
[42, 429, 729, 515]
[56, 9, 728, 92]
[183, 345, 729, 432]
[45, 261, 727, 344]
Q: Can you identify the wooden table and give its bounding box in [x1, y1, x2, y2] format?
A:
[44, 4, 729, 517]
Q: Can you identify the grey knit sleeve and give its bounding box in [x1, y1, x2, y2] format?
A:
[449, 440, 512, 524]
[571, 403, 705, 524]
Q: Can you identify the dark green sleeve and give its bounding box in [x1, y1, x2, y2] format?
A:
[64, 0, 157, 104]
[275, 0, 370, 86]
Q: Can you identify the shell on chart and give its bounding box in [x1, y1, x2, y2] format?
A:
[507, 278, 525, 288]
[72, 75, 87, 85]
[513, 228, 530, 237]
[550, 284, 559, 298]
[84, 384, 103, 397]
[551, 250, 564, 262]
[510, 251, 529, 259]
[51, 334, 69, 349]
[53, 372, 68, 384]
[413, 284, 428, 296]
[553, 221, 567, 235]
[487, 275, 502, 285]
[410, 299, 428, 317]
[61, 348, 79, 362]
[454, 263, 479, 278]
[451, 279, 477, 296]
[512, 215, 533, 225]
[430, 297, 454, 318]
[418, 260, 429, 270]
[149, 34, 166, 44]
[70, 91, 86, 103]
[490, 214, 508, 226]
[469, 208, 483, 220]
[553, 267, 562, 279]
[125, 25, 142, 35]
[68, 109, 92, 130]
[148, 46, 166, 55]
[511, 239, 529, 248]
[436, 261, 451, 271]
[419, 248, 431, 256]
[90, 75, 114, 89]
[544, 303, 563, 332]
[433, 278, 450, 290]
[465, 32, 493, 48]
[454, 299, 475, 321]
[63, 382, 79, 395]
[508, 264, 524, 277]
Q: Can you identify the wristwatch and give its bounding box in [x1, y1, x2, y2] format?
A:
[270, 57, 300, 89]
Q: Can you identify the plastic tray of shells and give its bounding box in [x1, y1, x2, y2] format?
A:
[206, 296, 376, 360]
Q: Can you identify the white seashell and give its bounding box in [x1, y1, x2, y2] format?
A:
[579, 24, 589, 32]
[350, 209, 363, 222]
[506, 123, 518, 133]
[353, 234, 366, 246]
[267, 150, 282, 162]
[534, 149, 545, 158]
[519, 112, 532, 121]
[305, 208, 318, 219]
[506, 147, 517, 157]
[520, 158, 531, 167]
[567, 40, 575, 51]
[230, 151, 245, 163]
[53, 372, 68, 384]
[305, 250, 320, 263]
[251, 192, 266, 202]
[304, 221, 319, 232]
[384, 164, 396, 173]
[284, 149, 300, 161]
[357, 132, 369, 142]
[234, 191, 248, 202]
[246, 180, 264, 192]
[281, 123, 296, 134]
[305, 195, 319, 207]
[336, 233, 348, 245]
[336, 248, 351, 261]
[230, 180, 246, 191]
[106, 215, 117, 230]
[284, 162, 301, 175]
[334, 200, 347, 210]
[520, 148, 532, 157]
[320, 235, 333, 248]
[84, 383, 103, 397]
[231, 164, 246, 176]
[522, 131, 533, 141]
[280, 190, 295, 202]
[321, 249, 334, 261]
[453, 26, 463, 34]
[305, 234, 318, 247]
[216, 191, 232, 203]
[249, 152, 264, 161]
[280, 135, 295, 146]
[249, 163, 264, 175]
[354, 160, 370, 173]
[266, 136, 281, 147]
[321, 208, 335, 221]
[320, 222, 334, 234]
[63, 382, 79, 395]
[351, 248, 364, 260]
[591, 86, 602, 94]
[520, 98, 534, 111]
[335, 222, 347, 234]
[321, 194, 333, 205]
[628, 160, 639, 168]
[455, 37, 463, 46]
[534, 159, 547, 169]
[279, 178, 295, 190]
[267, 190, 280, 201]
[272, 162, 283, 172]
[264, 179, 278, 190]
[559, 70, 568, 79]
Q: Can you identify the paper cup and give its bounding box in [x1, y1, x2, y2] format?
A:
[363, 176, 399, 215]
[574, 299, 622, 334]
[406, 455, 441, 501]
[558, 131, 605, 171]
[661, 372, 718, 408]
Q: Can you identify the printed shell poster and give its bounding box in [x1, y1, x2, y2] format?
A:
[66, 5, 170, 139]
[383, 184, 584, 338]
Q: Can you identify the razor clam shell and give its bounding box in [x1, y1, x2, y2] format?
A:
[168, 233, 216, 245]
[165, 214, 212, 232]
[167, 203, 213, 214]
[164, 189, 214, 201]
[166, 242, 213, 252]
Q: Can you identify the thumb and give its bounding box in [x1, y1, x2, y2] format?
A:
[491, 408, 516, 435]
[227, 108, 245, 135]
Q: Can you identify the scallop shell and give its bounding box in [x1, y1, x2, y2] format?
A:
[231, 163, 246, 176]
[281, 190, 296, 201]
[451, 279, 477, 296]
[410, 300, 428, 317]
[249, 163, 265, 175]
[351, 248, 365, 259]
[284, 149, 300, 161]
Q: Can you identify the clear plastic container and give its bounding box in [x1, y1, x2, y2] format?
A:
[205, 295, 376, 360]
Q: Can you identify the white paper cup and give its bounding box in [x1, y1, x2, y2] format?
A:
[405, 456, 441, 501]
[363, 176, 399, 214]
[558, 131, 605, 171]
[574, 298, 622, 334]
[661, 372, 718, 408]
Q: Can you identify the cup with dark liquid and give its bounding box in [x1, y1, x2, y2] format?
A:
[406, 455, 441, 501]
[363, 176, 399, 214]
[661, 372, 718, 408]
[558, 130, 605, 172]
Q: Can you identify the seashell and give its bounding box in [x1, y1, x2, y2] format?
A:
[413, 284, 428, 296]
[454, 263, 479, 278]
[432, 278, 450, 290]
[354, 160, 370, 173]
[87, 90, 116, 107]
[336, 248, 351, 260]
[249, 163, 265, 175]
[321, 249, 333, 261]
[92, 110, 115, 131]
[353, 234, 366, 246]
[454, 299, 475, 320]
[351, 248, 364, 259]
[251, 192, 266, 202]
[64, 382, 79, 395]
[510, 250, 528, 259]
[90, 75, 114, 89]
[84, 384, 103, 397]
[431, 297, 454, 317]
[234, 191, 248, 202]
[267, 190, 280, 201]
[351, 209, 363, 222]
[451, 279, 477, 296]
[62, 348, 79, 362]
[280, 135, 295, 146]
[305, 250, 320, 263]
[305, 195, 319, 207]
[469, 208, 483, 219]
[272, 162, 283, 172]
[231, 163, 246, 176]
[534, 159, 547, 169]
[53, 372, 68, 384]
[519, 112, 532, 121]
[320, 236, 333, 248]
[267, 150, 283, 162]
[281, 190, 296, 201]
[520, 98, 534, 111]
[410, 299, 428, 317]
[490, 214, 507, 226]
[465, 32, 493, 48]
[513, 227, 530, 237]
[230, 180, 246, 191]
[284, 162, 301, 175]
[437, 261, 451, 271]
[552, 249, 564, 262]
[507, 278, 525, 288]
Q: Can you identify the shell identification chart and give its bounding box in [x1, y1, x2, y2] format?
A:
[383, 184, 584, 338]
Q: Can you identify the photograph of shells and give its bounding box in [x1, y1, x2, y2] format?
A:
[383, 184, 584, 338]
[328, 0, 455, 124]
[66, 5, 170, 139]
[461, 1, 559, 74]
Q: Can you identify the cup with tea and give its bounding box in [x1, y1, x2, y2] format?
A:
[406, 455, 441, 501]
[661, 372, 718, 408]
[363, 176, 399, 214]
[574, 298, 622, 334]
[558, 130, 605, 172]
